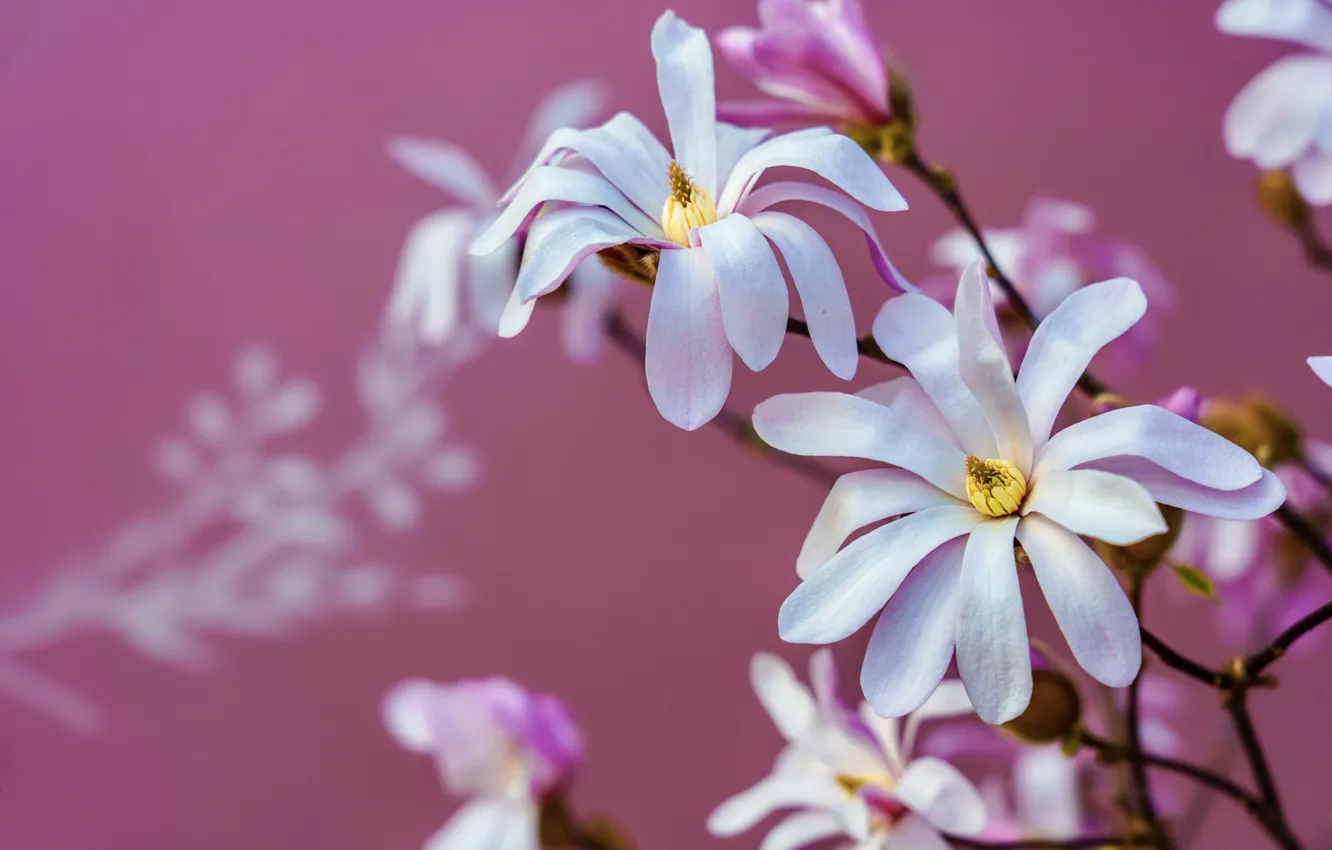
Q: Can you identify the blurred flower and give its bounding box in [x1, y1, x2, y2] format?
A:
[1217, 0, 1332, 204]
[388, 80, 621, 362]
[753, 264, 1286, 724]
[714, 0, 891, 129]
[927, 198, 1173, 377]
[976, 745, 1083, 843]
[709, 651, 986, 849]
[382, 677, 583, 850]
[471, 11, 910, 430]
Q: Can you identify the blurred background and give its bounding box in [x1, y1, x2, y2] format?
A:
[2, 0, 1330, 847]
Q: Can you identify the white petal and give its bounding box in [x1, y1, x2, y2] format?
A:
[885, 815, 951, 850]
[652, 11, 717, 194]
[752, 211, 857, 380]
[1310, 355, 1332, 385]
[1079, 457, 1286, 521]
[779, 508, 983, 644]
[511, 208, 647, 301]
[752, 392, 969, 498]
[1017, 515, 1142, 688]
[799, 469, 966, 579]
[861, 538, 964, 718]
[903, 680, 976, 759]
[954, 261, 1032, 472]
[1034, 405, 1264, 490]
[1023, 469, 1167, 545]
[1294, 150, 1332, 205]
[386, 210, 474, 342]
[855, 378, 961, 448]
[750, 653, 817, 743]
[425, 800, 537, 850]
[1202, 517, 1266, 581]
[699, 214, 790, 371]
[381, 678, 441, 752]
[808, 648, 839, 711]
[1224, 55, 1332, 168]
[956, 519, 1031, 724]
[1217, 0, 1332, 51]
[1013, 746, 1081, 840]
[892, 757, 988, 835]
[721, 130, 907, 215]
[1017, 277, 1147, 449]
[645, 246, 732, 430]
[761, 812, 847, 850]
[872, 294, 998, 457]
[388, 137, 498, 207]
[467, 234, 521, 332]
[708, 771, 847, 836]
[497, 283, 537, 339]
[519, 79, 609, 159]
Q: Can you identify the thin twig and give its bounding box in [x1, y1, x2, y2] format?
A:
[1274, 504, 1332, 579]
[1247, 598, 1332, 676]
[1126, 582, 1173, 848]
[1224, 681, 1303, 850]
[785, 317, 904, 368]
[1140, 627, 1227, 687]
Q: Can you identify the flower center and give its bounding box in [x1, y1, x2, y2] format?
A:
[965, 456, 1027, 518]
[661, 161, 717, 246]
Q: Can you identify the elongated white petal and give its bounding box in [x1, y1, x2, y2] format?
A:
[1079, 458, 1286, 521]
[954, 262, 1032, 471]
[1017, 515, 1141, 687]
[646, 246, 732, 430]
[720, 131, 908, 214]
[760, 812, 847, 850]
[892, 757, 988, 835]
[699, 214, 790, 371]
[518, 79, 609, 161]
[497, 282, 537, 339]
[872, 294, 998, 457]
[779, 508, 983, 644]
[468, 235, 521, 332]
[1023, 469, 1166, 545]
[1217, 0, 1332, 52]
[511, 208, 647, 301]
[1224, 55, 1332, 168]
[1310, 356, 1332, 386]
[886, 814, 952, 850]
[956, 519, 1031, 724]
[1017, 277, 1147, 448]
[861, 538, 964, 718]
[1014, 746, 1081, 840]
[388, 137, 498, 207]
[750, 653, 817, 744]
[800, 470, 965, 579]
[387, 210, 475, 342]
[1034, 405, 1264, 490]
[708, 770, 847, 835]
[753, 392, 969, 498]
[652, 12, 717, 194]
[1294, 150, 1332, 204]
[426, 799, 538, 850]
[856, 378, 961, 448]
[753, 211, 857, 380]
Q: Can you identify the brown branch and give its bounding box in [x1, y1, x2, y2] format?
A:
[1140, 627, 1228, 688]
[1273, 504, 1332, 579]
[1247, 598, 1332, 676]
[785, 316, 904, 369]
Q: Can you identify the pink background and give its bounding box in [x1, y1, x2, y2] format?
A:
[2, 0, 1330, 848]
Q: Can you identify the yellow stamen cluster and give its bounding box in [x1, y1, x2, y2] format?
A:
[965, 456, 1027, 518]
[661, 161, 717, 246]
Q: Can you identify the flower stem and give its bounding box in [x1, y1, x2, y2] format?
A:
[1274, 504, 1332, 579]
[1247, 598, 1332, 676]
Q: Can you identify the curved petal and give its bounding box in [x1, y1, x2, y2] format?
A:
[652, 11, 718, 194]
[1224, 55, 1332, 168]
[956, 519, 1031, 724]
[1310, 355, 1332, 386]
[1017, 515, 1142, 688]
[708, 770, 848, 836]
[892, 757, 988, 835]
[872, 294, 998, 457]
[799, 469, 965, 579]
[1017, 277, 1147, 448]
[646, 246, 732, 430]
[699, 214, 790, 371]
[751, 653, 817, 743]
[720, 130, 907, 214]
[387, 210, 475, 342]
[884, 815, 951, 850]
[856, 378, 961, 448]
[752, 210, 857, 380]
[779, 507, 983, 644]
[1078, 457, 1286, 521]
[518, 79, 609, 160]
[1217, 0, 1332, 52]
[753, 392, 969, 498]
[955, 261, 1032, 472]
[861, 538, 964, 718]
[467, 233, 521, 332]
[511, 208, 649, 301]
[388, 137, 498, 207]
[760, 811, 847, 850]
[1034, 405, 1264, 490]
[1023, 469, 1167, 546]
[497, 282, 537, 339]
[1294, 150, 1332, 205]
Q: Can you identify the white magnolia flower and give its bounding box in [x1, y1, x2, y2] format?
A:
[709, 651, 986, 850]
[471, 11, 909, 430]
[388, 80, 621, 361]
[1218, 0, 1332, 203]
[1311, 355, 1332, 384]
[753, 263, 1287, 723]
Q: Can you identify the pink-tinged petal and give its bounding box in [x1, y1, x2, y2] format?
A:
[885, 814, 952, 850]
[1013, 746, 1081, 840]
[808, 648, 840, 713]
[467, 234, 521, 333]
[800, 469, 965, 579]
[954, 261, 1032, 472]
[825, 0, 888, 103]
[872, 294, 999, 457]
[1023, 469, 1166, 546]
[1224, 55, 1332, 168]
[425, 799, 539, 850]
[511, 208, 648, 302]
[708, 769, 848, 835]
[1310, 356, 1332, 385]
[387, 210, 475, 342]
[497, 283, 537, 339]
[717, 123, 776, 187]
[1294, 150, 1332, 204]
[388, 137, 499, 208]
[699, 214, 790, 371]
[760, 811, 848, 850]
[744, 181, 910, 290]
[752, 210, 857, 380]
[861, 538, 964, 718]
[748, 28, 883, 121]
[1034, 405, 1264, 490]
[779, 507, 984, 644]
[750, 653, 818, 743]
[752, 392, 969, 498]
[652, 12, 718, 194]
[517, 79, 609, 162]
[1079, 458, 1286, 521]
[561, 264, 618, 363]
[1017, 277, 1147, 448]
[720, 130, 907, 214]
[956, 519, 1031, 724]
[645, 246, 733, 430]
[892, 757, 988, 835]
[1217, 0, 1332, 51]
[856, 378, 962, 449]
[1017, 515, 1141, 688]
[718, 98, 846, 127]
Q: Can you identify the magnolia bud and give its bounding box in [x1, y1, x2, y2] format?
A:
[1097, 504, 1185, 578]
[1002, 667, 1082, 744]
[1258, 169, 1309, 231]
[1202, 396, 1302, 469]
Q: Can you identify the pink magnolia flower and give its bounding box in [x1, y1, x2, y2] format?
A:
[714, 0, 891, 129]
[752, 263, 1286, 723]
[387, 81, 621, 362]
[1218, 0, 1332, 204]
[382, 677, 583, 850]
[709, 651, 986, 850]
[470, 11, 910, 430]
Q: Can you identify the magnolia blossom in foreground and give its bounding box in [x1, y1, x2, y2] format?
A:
[715, 0, 891, 129]
[1218, 0, 1332, 203]
[382, 677, 583, 850]
[387, 81, 620, 361]
[709, 651, 986, 850]
[753, 263, 1287, 723]
[471, 11, 910, 430]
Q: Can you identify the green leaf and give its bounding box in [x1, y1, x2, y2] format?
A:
[1171, 563, 1218, 602]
